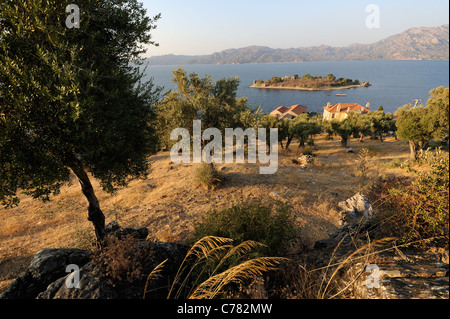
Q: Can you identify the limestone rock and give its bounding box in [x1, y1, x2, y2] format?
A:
[1, 223, 188, 299]
[298, 155, 314, 165]
[343, 259, 449, 299]
[271, 192, 282, 198]
[338, 192, 373, 225]
[37, 241, 187, 299]
[0, 249, 92, 299]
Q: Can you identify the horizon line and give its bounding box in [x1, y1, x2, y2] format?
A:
[145, 23, 449, 59]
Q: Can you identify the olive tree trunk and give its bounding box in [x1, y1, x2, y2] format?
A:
[409, 141, 417, 161]
[70, 163, 106, 243]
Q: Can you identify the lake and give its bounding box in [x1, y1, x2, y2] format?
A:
[144, 60, 449, 115]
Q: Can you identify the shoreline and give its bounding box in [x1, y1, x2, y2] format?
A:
[249, 84, 368, 91]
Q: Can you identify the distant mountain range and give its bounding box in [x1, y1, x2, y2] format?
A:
[147, 24, 449, 65]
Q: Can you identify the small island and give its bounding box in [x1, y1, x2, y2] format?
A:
[250, 74, 371, 91]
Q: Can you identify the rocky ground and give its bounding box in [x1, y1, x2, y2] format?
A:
[1, 192, 448, 300]
[0, 135, 448, 299]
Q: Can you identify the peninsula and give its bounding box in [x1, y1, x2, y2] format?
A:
[250, 74, 371, 91]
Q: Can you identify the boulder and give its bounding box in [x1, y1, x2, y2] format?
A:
[298, 155, 314, 165]
[312, 193, 449, 300]
[105, 221, 149, 240]
[37, 241, 187, 299]
[338, 192, 373, 226]
[1, 224, 188, 299]
[337, 258, 449, 299]
[0, 249, 92, 299]
[271, 192, 282, 198]
[314, 193, 373, 251]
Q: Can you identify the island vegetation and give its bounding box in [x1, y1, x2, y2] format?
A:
[251, 74, 371, 91]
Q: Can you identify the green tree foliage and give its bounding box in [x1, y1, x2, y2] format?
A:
[270, 76, 283, 83]
[0, 0, 161, 241]
[289, 115, 322, 149]
[193, 199, 298, 256]
[396, 87, 449, 160]
[257, 114, 288, 148]
[366, 109, 395, 142]
[321, 119, 335, 140]
[396, 106, 431, 160]
[425, 86, 449, 141]
[345, 112, 372, 142]
[274, 115, 321, 150]
[330, 119, 353, 147]
[156, 68, 252, 148]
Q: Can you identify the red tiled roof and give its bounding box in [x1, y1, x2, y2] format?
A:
[323, 103, 370, 114]
[270, 104, 308, 117]
[288, 104, 308, 115]
[272, 106, 289, 114]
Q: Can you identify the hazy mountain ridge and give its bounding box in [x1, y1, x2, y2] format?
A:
[147, 25, 449, 65]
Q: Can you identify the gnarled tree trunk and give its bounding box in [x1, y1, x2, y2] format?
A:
[70, 163, 106, 243]
[409, 141, 417, 161]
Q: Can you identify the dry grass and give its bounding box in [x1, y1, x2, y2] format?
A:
[0, 134, 416, 292]
[164, 236, 287, 299]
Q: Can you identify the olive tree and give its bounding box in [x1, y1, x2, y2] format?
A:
[0, 0, 161, 242]
[155, 68, 252, 148]
[396, 87, 449, 160]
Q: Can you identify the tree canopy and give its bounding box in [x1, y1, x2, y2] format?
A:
[396, 86, 449, 160]
[156, 68, 253, 148]
[0, 0, 161, 241]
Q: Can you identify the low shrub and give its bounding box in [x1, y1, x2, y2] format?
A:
[301, 147, 315, 156]
[194, 163, 222, 190]
[383, 157, 407, 169]
[193, 199, 299, 256]
[92, 235, 153, 285]
[374, 148, 449, 242]
[359, 148, 369, 179]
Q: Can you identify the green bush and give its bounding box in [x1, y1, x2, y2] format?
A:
[301, 147, 315, 156]
[270, 76, 283, 83]
[193, 199, 299, 256]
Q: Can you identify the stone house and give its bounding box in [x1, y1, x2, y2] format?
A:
[322, 102, 370, 121]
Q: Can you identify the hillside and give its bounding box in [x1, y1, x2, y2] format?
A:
[0, 135, 415, 291]
[147, 25, 449, 65]
[1, 134, 448, 300]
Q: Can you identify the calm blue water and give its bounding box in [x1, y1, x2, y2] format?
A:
[144, 60, 449, 115]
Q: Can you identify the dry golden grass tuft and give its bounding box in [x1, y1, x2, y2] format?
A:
[163, 236, 287, 299]
[0, 134, 417, 292]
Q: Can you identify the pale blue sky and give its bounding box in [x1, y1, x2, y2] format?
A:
[141, 0, 449, 57]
